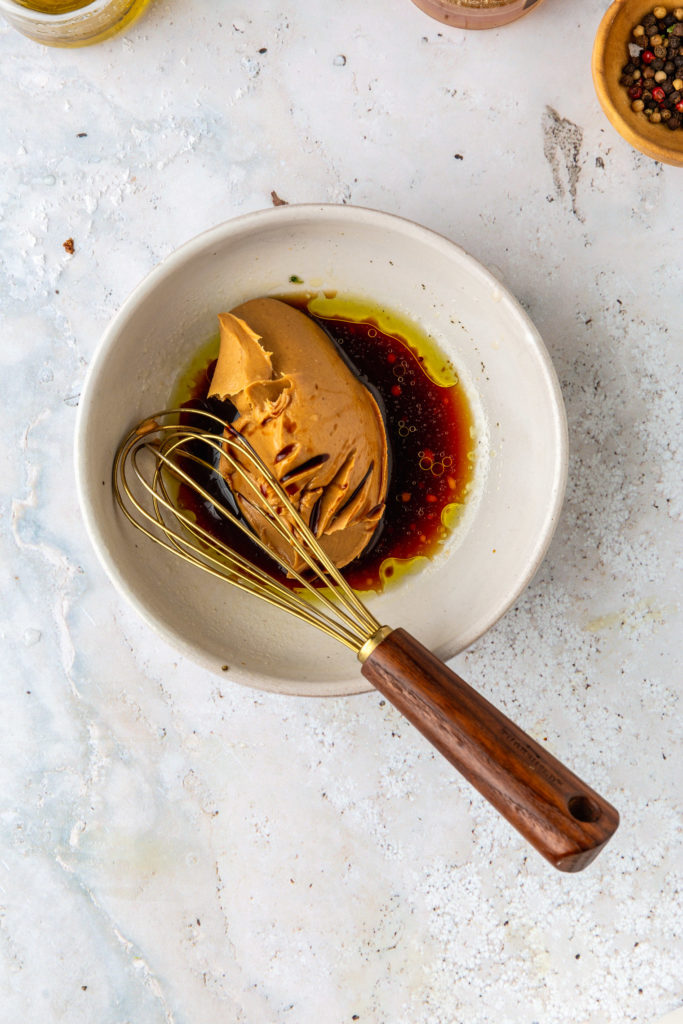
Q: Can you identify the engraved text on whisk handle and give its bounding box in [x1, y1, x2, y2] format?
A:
[361, 628, 619, 872]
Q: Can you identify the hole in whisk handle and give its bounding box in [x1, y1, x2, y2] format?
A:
[568, 794, 602, 823]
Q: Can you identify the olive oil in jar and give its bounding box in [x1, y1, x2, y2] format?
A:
[0, 0, 152, 46]
[12, 1, 93, 12]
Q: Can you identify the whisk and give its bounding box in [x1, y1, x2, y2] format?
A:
[114, 407, 619, 872]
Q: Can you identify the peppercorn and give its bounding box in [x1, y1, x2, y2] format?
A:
[676, 98, 683, 109]
[652, 85, 666, 101]
[654, 69, 668, 80]
[632, 99, 645, 111]
[642, 49, 656, 62]
[650, 109, 663, 121]
[653, 4, 666, 15]
[668, 112, 682, 126]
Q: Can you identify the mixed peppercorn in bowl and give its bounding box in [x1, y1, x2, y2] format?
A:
[593, 0, 683, 165]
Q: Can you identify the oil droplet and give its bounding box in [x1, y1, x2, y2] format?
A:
[441, 502, 464, 531]
[378, 554, 430, 590]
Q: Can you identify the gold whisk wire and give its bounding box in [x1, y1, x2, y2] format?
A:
[113, 408, 383, 654]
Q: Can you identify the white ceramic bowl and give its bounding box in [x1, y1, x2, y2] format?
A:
[75, 204, 567, 697]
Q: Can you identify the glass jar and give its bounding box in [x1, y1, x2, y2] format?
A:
[0, 0, 152, 46]
[410, 0, 548, 30]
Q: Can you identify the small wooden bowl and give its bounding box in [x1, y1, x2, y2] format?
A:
[592, 0, 683, 167]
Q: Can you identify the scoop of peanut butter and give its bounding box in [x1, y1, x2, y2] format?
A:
[208, 297, 388, 574]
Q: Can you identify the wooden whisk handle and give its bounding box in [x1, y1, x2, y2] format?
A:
[361, 628, 619, 872]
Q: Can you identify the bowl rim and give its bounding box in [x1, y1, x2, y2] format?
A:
[74, 203, 568, 696]
[592, 0, 683, 167]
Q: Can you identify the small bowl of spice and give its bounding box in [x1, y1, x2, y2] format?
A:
[592, 0, 683, 166]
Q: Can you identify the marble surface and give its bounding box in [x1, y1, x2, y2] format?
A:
[1, 0, 681, 1022]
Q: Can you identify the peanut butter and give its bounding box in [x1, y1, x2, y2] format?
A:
[208, 298, 388, 573]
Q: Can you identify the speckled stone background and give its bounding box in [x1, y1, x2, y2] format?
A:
[1, 1, 681, 1022]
